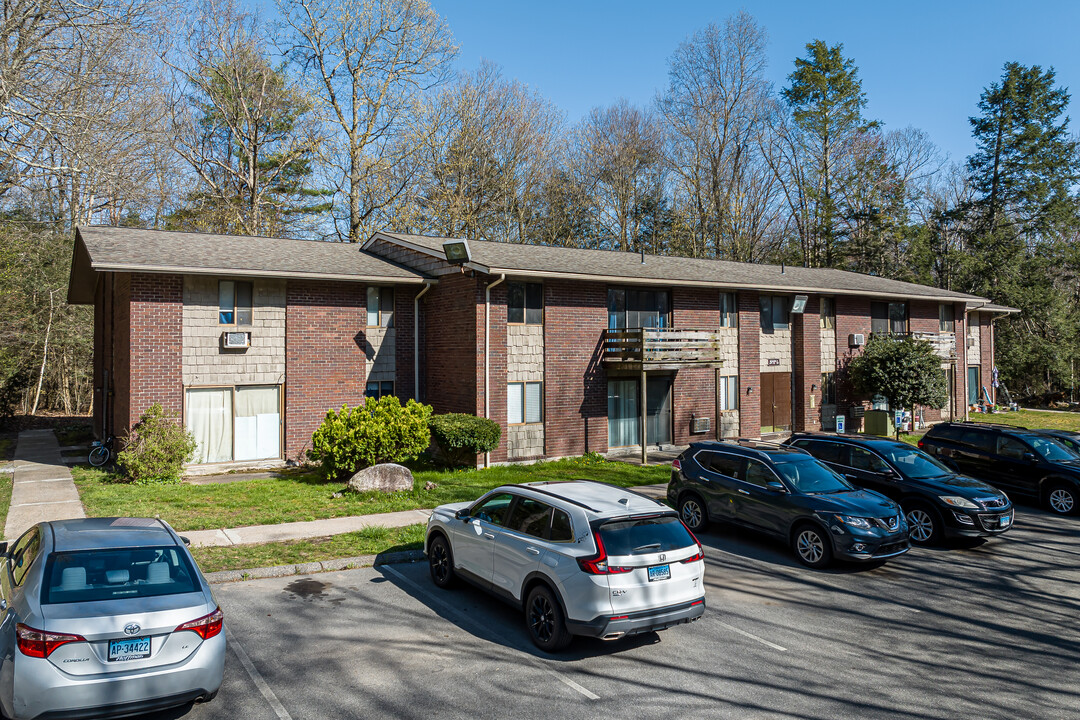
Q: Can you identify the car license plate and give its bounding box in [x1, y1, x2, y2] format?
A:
[108, 637, 150, 662]
[648, 564, 671, 582]
[1000, 514, 1012, 527]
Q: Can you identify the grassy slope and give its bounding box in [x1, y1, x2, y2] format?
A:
[73, 457, 671, 532]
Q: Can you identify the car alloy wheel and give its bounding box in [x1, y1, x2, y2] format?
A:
[528, 593, 556, 644]
[796, 529, 824, 565]
[428, 536, 456, 589]
[680, 496, 705, 532]
[1049, 487, 1076, 514]
[906, 508, 936, 543]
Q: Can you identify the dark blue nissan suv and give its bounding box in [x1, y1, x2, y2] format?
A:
[669, 440, 909, 568]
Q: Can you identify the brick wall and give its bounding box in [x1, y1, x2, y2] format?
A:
[395, 286, 417, 401]
[423, 272, 480, 416]
[110, 274, 131, 440]
[673, 287, 719, 444]
[835, 295, 872, 432]
[737, 290, 761, 438]
[544, 279, 608, 457]
[128, 273, 183, 430]
[793, 296, 821, 432]
[284, 280, 367, 461]
[981, 313, 995, 404]
[484, 280, 509, 463]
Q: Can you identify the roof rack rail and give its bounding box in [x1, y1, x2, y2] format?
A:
[736, 438, 810, 456]
[508, 483, 600, 513]
[572, 478, 667, 507]
[958, 420, 1028, 431]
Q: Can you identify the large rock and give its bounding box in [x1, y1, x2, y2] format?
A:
[345, 463, 414, 494]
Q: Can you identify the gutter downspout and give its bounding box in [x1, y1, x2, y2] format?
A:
[414, 282, 433, 400]
[484, 274, 506, 468]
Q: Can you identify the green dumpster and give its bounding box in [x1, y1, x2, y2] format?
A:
[864, 410, 895, 437]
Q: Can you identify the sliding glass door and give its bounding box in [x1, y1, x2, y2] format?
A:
[186, 385, 281, 464]
[608, 379, 639, 447]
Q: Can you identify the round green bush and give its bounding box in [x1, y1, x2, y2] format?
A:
[117, 403, 197, 484]
[429, 413, 501, 467]
[308, 396, 433, 480]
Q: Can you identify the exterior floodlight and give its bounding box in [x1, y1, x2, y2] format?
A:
[790, 295, 808, 314]
[443, 239, 472, 265]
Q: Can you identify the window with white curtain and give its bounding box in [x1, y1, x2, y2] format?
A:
[186, 385, 281, 464]
[607, 379, 639, 447]
[508, 382, 543, 424]
[719, 375, 738, 411]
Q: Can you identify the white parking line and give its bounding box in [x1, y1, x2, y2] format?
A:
[226, 626, 294, 720]
[380, 564, 600, 702]
[717, 621, 787, 652]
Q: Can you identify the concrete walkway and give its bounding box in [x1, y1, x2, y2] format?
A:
[4, 429, 85, 540]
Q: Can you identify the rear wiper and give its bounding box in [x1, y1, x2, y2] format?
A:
[632, 542, 661, 553]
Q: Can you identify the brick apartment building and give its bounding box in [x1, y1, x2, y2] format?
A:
[69, 226, 1016, 468]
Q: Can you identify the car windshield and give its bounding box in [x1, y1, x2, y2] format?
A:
[1025, 435, 1078, 462]
[773, 456, 854, 494]
[879, 446, 953, 479]
[41, 546, 199, 605]
[598, 515, 695, 556]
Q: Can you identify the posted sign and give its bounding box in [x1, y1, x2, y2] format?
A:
[836, 415, 846, 434]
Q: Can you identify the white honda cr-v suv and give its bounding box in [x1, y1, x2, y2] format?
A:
[425, 480, 706, 651]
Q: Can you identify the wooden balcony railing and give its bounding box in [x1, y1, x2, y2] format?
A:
[602, 328, 726, 371]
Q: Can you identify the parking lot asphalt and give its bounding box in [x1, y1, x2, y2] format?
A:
[142, 503, 1080, 720]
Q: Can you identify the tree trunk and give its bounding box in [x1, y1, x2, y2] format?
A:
[31, 290, 55, 415]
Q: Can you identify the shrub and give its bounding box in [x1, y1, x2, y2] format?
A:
[117, 403, 197, 484]
[308, 396, 433, 480]
[429, 413, 501, 467]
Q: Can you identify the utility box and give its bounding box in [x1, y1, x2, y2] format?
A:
[864, 410, 895, 437]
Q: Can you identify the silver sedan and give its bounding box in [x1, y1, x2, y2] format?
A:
[0, 518, 225, 719]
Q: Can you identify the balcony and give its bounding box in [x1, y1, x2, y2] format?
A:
[602, 328, 726, 372]
[871, 330, 957, 361]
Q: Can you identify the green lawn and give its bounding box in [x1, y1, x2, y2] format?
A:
[977, 408, 1080, 432]
[0, 471, 11, 541]
[0, 436, 14, 462]
[56, 423, 94, 447]
[190, 524, 425, 574]
[72, 456, 671, 532]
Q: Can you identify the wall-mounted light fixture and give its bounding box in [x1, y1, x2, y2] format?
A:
[790, 294, 809, 314]
[811, 383, 818, 392]
[746, 386, 754, 395]
[442, 239, 472, 265]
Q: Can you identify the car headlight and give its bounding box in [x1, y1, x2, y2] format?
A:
[834, 514, 874, 529]
[939, 495, 979, 510]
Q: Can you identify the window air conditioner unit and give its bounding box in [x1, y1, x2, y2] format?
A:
[692, 417, 711, 434]
[222, 331, 251, 349]
[849, 333, 865, 347]
[966, 337, 977, 349]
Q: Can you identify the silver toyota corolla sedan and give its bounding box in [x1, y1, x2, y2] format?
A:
[0, 518, 225, 719]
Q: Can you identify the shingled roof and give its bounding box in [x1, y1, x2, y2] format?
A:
[68, 226, 429, 304]
[370, 232, 992, 305]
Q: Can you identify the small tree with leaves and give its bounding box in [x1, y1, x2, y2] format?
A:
[847, 334, 947, 437]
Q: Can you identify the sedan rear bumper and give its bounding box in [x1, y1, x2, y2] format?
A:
[12, 633, 224, 720]
[566, 597, 706, 640]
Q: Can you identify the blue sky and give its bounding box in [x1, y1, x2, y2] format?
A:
[428, 0, 1080, 165]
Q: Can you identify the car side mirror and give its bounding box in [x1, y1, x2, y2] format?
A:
[766, 480, 787, 493]
[0, 541, 7, 556]
[179, 536, 191, 547]
[1022, 452, 1037, 462]
[454, 509, 469, 521]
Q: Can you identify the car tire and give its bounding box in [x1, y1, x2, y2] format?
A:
[1046, 482, 1078, 515]
[903, 501, 943, 545]
[525, 585, 572, 652]
[792, 523, 833, 569]
[427, 534, 457, 589]
[679, 493, 708, 533]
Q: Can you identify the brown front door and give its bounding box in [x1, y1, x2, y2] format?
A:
[760, 372, 792, 433]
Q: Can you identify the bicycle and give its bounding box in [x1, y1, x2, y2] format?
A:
[88, 436, 114, 467]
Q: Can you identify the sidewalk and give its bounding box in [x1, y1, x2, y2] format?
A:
[4, 429, 85, 540]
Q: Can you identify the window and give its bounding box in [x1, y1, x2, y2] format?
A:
[506, 498, 553, 538]
[744, 459, 779, 487]
[508, 282, 543, 324]
[471, 493, 515, 525]
[10, 527, 41, 587]
[793, 439, 844, 464]
[367, 286, 394, 327]
[821, 372, 837, 405]
[996, 436, 1029, 460]
[759, 295, 789, 333]
[849, 447, 890, 473]
[939, 304, 955, 333]
[508, 382, 543, 424]
[42, 547, 199, 605]
[720, 292, 738, 328]
[958, 428, 993, 452]
[365, 381, 395, 399]
[550, 509, 574, 542]
[718, 375, 738, 411]
[608, 288, 671, 329]
[219, 280, 252, 325]
[871, 301, 907, 334]
[699, 451, 743, 479]
[186, 385, 281, 464]
[820, 297, 835, 330]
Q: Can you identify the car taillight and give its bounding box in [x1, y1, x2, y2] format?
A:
[672, 458, 682, 471]
[577, 532, 632, 575]
[175, 607, 224, 640]
[917, 439, 924, 449]
[16, 624, 86, 658]
[680, 520, 704, 563]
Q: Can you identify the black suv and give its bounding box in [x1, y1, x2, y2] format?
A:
[919, 421, 1080, 515]
[784, 433, 1013, 545]
[669, 440, 909, 568]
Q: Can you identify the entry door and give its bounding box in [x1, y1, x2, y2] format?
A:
[968, 366, 981, 405]
[646, 376, 672, 445]
[759, 373, 792, 433]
